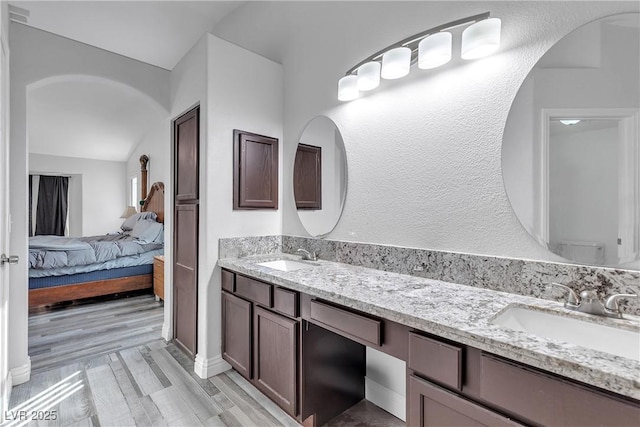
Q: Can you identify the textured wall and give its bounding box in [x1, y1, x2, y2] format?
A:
[214, 1, 640, 264]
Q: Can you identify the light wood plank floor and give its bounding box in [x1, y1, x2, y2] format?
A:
[7, 294, 403, 427]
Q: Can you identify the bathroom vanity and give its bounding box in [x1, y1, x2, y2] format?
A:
[218, 255, 640, 427]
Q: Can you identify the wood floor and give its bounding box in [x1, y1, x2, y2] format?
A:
[7, 294, 403, 427]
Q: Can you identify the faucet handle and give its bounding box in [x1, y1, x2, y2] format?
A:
[550, 282, 581, 306]
[604, 293, 637, 312]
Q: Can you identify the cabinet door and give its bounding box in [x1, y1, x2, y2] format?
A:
[222, 292, 252, 379]
[408, 375, 522, 427]
[254, 306, 298, 417]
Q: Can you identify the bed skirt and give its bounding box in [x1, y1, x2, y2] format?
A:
[29, 264, 154, 290]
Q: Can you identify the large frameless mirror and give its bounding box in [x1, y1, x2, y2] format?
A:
[502, 13, 639, 269]
[294, 116, 347, 237]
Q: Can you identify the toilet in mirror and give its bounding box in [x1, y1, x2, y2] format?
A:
[503, 13, 639, 269]
[294, 116, 347, 237]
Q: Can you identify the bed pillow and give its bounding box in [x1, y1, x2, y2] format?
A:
[130, 219, 163, 244]
[121, 211, 157, 231]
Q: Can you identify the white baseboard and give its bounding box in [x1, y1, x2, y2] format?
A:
[365, 376, 406, 421]
[194, 354, 231, 379]
[9, 358, 31, 386]
[161, 322, 171, 341]
[2, 372, 12, 418]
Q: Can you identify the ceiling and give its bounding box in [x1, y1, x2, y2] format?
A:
[10, 1, 246, 70]
[11, 1, 247, 162]
[28, 78, 167, 162]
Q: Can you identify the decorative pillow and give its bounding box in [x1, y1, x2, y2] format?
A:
[121, 211, 157, 231]
[130, 219, 163, 244]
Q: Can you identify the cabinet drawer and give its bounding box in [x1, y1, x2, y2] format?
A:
[235, 275, 273, 307]
[409, 375, 522, 427]
[409, 333, 463, 391]
[309, 300, 381, 346]
[274, 287, 298, 318]
[480, 353, 640, 426]
[221, 269, 235, 292]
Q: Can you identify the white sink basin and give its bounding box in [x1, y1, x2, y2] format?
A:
[257, 259, 315, 272]
[492, 305, 640, 362]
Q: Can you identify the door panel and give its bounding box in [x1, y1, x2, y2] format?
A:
[221, 292, 252, 379]
[254, 306, 298, 416]
[174, 108, 199, 202]
[173, 204, 198, 356]
[0, 18, 10, 418]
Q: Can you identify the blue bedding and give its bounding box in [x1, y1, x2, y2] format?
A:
[29, 233, 162, 271]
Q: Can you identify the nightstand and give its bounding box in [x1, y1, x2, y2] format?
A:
[153, 255, 164, 301]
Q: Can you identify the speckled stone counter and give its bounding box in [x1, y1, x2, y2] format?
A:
[218, 253, 640, 401]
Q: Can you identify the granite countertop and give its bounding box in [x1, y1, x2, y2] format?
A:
[217, 253, 640, 400]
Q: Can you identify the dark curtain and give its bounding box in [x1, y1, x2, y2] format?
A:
[28, 175, 33, 237]
[35, 175, 69, 236]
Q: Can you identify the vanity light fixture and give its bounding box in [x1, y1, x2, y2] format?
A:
[338, 12, 501, 101]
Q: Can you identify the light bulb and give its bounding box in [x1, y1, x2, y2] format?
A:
[357, 61, 381, 91]
[461, 18, 501, 60]
[337, 75, 359, 101]
[418, 32, 452, 69]
[381, 47, 411, 79]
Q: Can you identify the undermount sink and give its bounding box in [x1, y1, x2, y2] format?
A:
[492, 305, 640, 362]
[257, 259, 315, 272]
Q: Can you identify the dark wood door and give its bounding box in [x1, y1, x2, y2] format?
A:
[408, 375, 521, 427]
[221, 292, 252, 379]
[254, 306, 298, 417]
[173, 106, 199, 357]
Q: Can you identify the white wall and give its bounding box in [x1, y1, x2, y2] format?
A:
[167, 33, 283, 377]
[9, 23, 169, 382]
[30, 154, 126, 236]
[200, 34, 283, 375]
[212, 0, 639, 415]
[166, 34, 207, 348]
[126, 119, 171, 203]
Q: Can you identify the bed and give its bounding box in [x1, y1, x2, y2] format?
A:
[28, 181, 165, 308]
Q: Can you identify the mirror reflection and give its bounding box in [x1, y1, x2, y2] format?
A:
[294, 116, 347, 237]
[502, 13, 639, 269]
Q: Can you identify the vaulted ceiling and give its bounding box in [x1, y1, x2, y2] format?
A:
[11, 1, 246, 161]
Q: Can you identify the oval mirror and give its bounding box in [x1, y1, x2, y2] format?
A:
[503, 13, 639, 269]
[294, 116, 348, 237]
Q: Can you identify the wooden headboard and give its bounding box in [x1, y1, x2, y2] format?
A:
[141, 182, 165, 223]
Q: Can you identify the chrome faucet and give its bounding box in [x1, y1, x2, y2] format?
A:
[551, 282, 637, 319]
[296, 248, 318, 261]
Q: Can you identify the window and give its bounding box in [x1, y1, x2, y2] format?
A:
[130, 176, 138, 208]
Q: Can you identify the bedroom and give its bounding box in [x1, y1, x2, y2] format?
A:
[26, 74, 167, 309]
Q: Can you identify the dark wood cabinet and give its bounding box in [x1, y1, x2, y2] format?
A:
[221, 269, 640, 427]
[408, 331, 640, 427]
[233, 130, 278, 210]
[254, 306, 298, 416]
[222, 291, 252, 379]
[294, 144, 322, 209]
[221, 271, 299, 418]
[408, 375, 521, 427]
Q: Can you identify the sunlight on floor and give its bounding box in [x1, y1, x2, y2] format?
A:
[2, 371, 83, 427]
